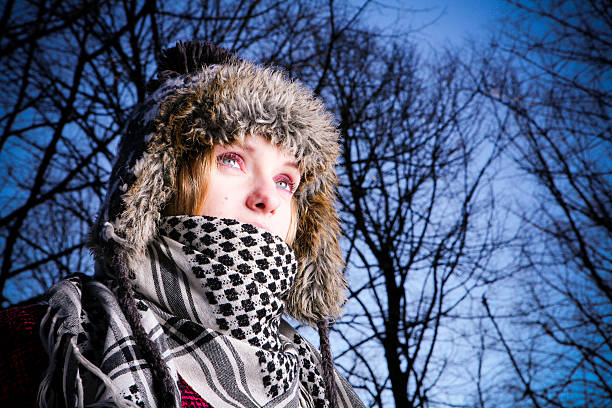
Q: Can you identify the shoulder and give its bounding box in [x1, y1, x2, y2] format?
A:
[0, 303, 48, 407]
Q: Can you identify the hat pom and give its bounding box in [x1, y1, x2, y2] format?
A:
[148, 41, 238, 92]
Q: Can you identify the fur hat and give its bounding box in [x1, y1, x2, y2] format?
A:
[90, 41, 346, 326]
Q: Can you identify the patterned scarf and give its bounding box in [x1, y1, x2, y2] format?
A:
[39, 216, 364, 408]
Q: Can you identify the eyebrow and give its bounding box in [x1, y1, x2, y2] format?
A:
[282, 159, 299, 171]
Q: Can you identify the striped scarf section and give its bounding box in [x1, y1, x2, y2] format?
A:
[39, 215, 364, 408]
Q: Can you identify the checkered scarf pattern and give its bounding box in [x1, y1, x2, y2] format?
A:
[39, 216, 364, 408]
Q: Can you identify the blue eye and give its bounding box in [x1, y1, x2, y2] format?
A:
[218, 153, 242, 168]
[275, 177, 294, 193]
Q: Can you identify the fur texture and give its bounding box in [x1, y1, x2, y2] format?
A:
[90, 48, 346, 326]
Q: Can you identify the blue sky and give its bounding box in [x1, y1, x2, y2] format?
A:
[417, 0, 513, 43]
[355, 0, 514, 48]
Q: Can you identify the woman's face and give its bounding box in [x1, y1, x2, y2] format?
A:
[198, 134, 300, 240]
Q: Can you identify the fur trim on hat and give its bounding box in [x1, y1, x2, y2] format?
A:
[89, 43, 346, 325]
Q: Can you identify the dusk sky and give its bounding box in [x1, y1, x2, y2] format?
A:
[357, 0, 515, 48]
[417, 0, 513, 43]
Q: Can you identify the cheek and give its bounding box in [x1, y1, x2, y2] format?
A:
[275, 201, 294, 234]
[199, 173, 244, 216]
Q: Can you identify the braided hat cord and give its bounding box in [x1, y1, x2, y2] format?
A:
[112, 246, 177, 407]
[318, 319, 339, 408]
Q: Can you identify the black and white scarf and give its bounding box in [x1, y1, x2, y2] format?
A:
[39, 216, 364, 408]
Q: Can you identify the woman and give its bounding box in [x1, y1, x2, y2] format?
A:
[35, 42, 364, 407]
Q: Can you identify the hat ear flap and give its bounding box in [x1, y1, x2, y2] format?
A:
[287, 187, 347, 325]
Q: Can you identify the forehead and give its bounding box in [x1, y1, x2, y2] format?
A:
[219, 134, 299, 168]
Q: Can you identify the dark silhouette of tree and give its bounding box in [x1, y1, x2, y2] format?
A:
[476, 1, 611, 406]
[3, 1, 570, 408]
[309, 26, 510, 405]
[0, 0, 343, 304]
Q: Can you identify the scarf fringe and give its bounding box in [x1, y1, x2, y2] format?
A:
[38, 294, 140, 408]
[43, 337, 140, 408]
[71, 339, 140, 408]
[38, 311, 61, 408]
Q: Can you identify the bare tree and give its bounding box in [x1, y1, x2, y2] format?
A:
[305, 23, 511, 405]
[476, 1, 612, 406]
[3, 2, 556, 408]
[0, 0, 344, 305]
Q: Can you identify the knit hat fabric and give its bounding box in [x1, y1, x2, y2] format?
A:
[89, 41, 347, 327]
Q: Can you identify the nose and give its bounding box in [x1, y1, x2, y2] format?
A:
[245, 178, 281, 215]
